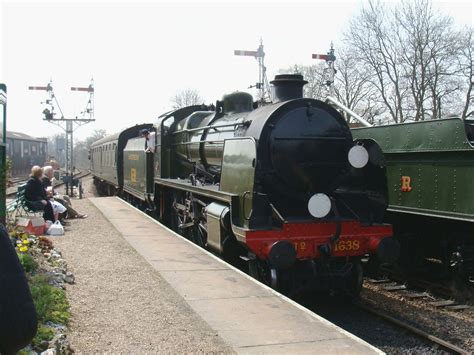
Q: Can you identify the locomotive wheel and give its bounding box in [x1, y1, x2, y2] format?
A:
[248, 260, 295, 294]
[170, 192, 205, 247]
[170, 194, 185, 234]
[248, 259, 270, 283]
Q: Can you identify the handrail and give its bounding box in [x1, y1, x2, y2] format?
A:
[325, 96, 372, 127]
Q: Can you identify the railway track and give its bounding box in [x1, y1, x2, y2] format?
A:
[354, 301, 470, 354]
[368, 261, 474, 304]
[6, 169, 91, 198]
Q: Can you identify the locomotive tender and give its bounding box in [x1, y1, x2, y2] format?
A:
[91, 74, 397, 295]
[353, 118, 474, 283]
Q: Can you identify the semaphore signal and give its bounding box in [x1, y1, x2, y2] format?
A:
[234, 38, 272, 104]
[312, 43, 337, 96]
[29, 78, 95, 196]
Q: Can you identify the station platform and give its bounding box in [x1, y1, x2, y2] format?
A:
[87, 197, 382, 354]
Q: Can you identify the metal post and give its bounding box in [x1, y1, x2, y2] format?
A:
[312, 43, 337, 98]
[66, 120, 73, 196]
[29, 79, 95, 198]
[235, 39, 271, 104]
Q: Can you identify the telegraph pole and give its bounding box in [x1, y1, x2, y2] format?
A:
[29, 79, 95, 196]
[234, 38, 272, 104]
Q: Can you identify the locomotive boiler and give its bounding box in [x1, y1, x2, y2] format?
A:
[91, 74, 398, 296]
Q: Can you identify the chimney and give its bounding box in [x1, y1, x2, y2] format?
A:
[270, 74, 308, 102]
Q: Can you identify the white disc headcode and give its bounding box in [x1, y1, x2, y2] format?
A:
[348, 145, 369, 169]
[308, 193, 332, 218]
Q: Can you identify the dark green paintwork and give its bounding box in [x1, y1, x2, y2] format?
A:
[220, 138, 257, 228]
[90, 133, 120, 186]
[352, 118, 474, 221]
[123, 137, 148, 198]
[153, 104, 257, 229]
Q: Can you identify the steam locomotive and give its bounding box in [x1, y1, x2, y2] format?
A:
[90, 74, 398, 296]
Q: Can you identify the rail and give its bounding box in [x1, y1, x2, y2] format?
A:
[6, 169, 90, 198]
[354, 301, 470, 354]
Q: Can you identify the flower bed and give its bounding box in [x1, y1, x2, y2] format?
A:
[9, 223, 74, 354]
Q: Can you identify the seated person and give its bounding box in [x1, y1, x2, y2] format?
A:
[41, 166, 87, 219]
[24, 166, 57, 222]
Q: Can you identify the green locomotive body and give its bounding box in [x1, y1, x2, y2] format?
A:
[352, 117, 474, 281]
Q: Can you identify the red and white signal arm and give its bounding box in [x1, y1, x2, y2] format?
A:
[312, 54, 328, 60]
[234, 50, 259, 57]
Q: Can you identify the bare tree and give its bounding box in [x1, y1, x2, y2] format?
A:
[332, 47, 383, 124]
[458, 27, 474, 119]
[345, 1, 407, 123]
[344, 0, 467, 123]
[283, 47, 383, 125]
[282, 63, 327, 100]
[171, 89, 203, 109]
[394, 0, 461, 120]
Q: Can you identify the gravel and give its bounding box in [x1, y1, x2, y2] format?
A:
[362, 282, 474, 352]
[298, 281, 473, 354]
[52, 177, 235, 353]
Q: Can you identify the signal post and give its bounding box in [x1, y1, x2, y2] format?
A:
[29, 80, 95, 196]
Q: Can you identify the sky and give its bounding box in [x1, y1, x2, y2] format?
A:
[1, 0, 472, 140]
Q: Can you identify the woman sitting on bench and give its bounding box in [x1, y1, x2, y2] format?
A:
[41, 166, 87, 219]
[24, 166, 58, 222]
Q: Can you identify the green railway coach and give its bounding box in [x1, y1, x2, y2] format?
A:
[352, 117, 474, 282]
[90, 123, 152, 200]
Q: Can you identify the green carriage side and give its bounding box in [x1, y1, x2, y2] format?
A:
[90, 124, 152, 196]
[352, 118, 474, 222]
[123, 137, 153, 199]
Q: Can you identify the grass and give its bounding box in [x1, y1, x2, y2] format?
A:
[30, 275, 70, 325]
[17, 252, 38, 273]
[31, 325, 55, 348]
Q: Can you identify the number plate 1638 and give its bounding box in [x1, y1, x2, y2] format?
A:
[334, 240, 360, 252]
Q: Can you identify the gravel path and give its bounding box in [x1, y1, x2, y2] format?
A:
[52, 179, 235, 353]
